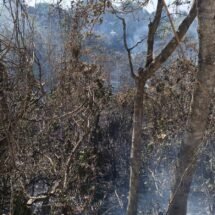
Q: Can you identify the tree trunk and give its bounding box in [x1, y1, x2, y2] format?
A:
[0, 63, 9, 173]
[167, 1, 215, 214]
[127, 78, 145, 215]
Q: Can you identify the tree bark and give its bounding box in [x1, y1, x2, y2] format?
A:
[126, 78, 145, 215]
[0, 62, 9, 174]
[167, 1, 215, 214]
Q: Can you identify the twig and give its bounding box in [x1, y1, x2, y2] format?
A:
[115, 190, 123, 209]
[115, 14, 137, 79]
[63, 128, 92, 189]
[130, 36, 147, 51]
[102, 206, 117, 215]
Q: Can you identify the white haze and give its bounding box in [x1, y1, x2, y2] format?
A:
[25, 0, 190, 12]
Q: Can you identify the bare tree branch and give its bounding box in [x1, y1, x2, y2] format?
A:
[116, 15, 137, 79]
[130, 36, 147, 51]
[162, 0, 185, 58]
[144, 0, 197, 79]
[146, 0, 163, 67]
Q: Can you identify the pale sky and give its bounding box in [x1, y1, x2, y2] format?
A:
[26, 0, 191, 12]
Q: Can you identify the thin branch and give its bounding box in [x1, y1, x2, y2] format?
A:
[162, 0, 185, 58]
[146, 0, 163, 67]
[115, 190, 123, 209]
[130, 36, 147, 51]
[63, 128, 92, 189]
[116, 15, 137, 79]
